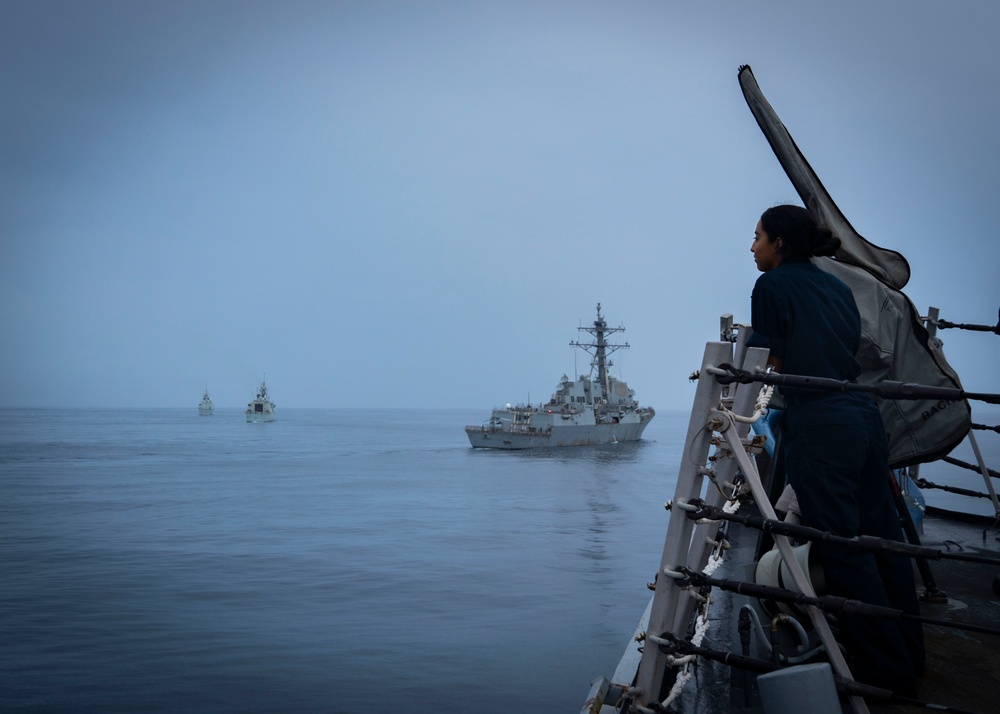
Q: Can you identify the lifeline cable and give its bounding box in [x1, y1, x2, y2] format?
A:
[972, 422, 1000, 434]
[942, 455, 1000, 480]
[708, 363, 1000, 405]
[651, 630, 986, 714]
[679, 497, 1000, 566]
[667, 565, 1000, 638]
[914, 478, 996, 501]
[934, 317, 1000, 335]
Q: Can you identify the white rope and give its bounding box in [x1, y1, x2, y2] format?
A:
[701, 552, 724, 578]
[654, 406, 746, 712]
[656, 522, 733, 709]
[727, 383, 774, 424]
[703, 365, 775, 426]
[658, 610, 712, 710]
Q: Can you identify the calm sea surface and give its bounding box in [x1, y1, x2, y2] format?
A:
[1, 408, 688, 714]
[3, 406, 997, 713]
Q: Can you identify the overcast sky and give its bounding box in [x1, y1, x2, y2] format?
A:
[2, 1, 998, 410]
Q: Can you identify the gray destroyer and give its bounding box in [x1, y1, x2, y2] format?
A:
[465, 304, 654, 449]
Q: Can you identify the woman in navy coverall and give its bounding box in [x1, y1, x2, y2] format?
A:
[748, 205, 924, 696]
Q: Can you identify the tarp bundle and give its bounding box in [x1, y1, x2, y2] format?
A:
[738, 65, 970, 467]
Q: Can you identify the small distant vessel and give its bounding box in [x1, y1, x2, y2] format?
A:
[198, 389, 214, 415]
[465, 304, 654, 448]
[245, 379, 275, 423]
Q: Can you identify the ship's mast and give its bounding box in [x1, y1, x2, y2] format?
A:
[569, 303, 628, 400]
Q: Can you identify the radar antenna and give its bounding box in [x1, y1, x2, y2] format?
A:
[569, 303, 629, 400]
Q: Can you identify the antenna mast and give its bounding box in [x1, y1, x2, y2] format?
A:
[569, 303, 628, 400]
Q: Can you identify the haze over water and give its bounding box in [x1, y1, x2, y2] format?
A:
[4, 399, 997, 713]
[2, 408, 686, 713]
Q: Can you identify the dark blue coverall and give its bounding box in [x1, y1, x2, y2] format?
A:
[749, 258, 924, 696]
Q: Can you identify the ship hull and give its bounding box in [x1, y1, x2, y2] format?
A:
[465, 418, 651, 449]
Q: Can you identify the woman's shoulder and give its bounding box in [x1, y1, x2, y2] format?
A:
[755, 260, 806, 287]
[764, 259, 829, 282]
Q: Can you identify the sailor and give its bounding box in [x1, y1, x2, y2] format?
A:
[747, 204, 924, 696]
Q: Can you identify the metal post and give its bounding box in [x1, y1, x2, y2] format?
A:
[633, 344, 772, 708]
[633, 341, 733, 705]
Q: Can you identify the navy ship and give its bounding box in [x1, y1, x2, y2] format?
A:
[245, 378, 276, 423]
[465, 304, 654, 449]
[198, 388, 214, 415]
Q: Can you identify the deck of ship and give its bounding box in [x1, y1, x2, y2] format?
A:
[868, 508, 1000, 714]
[660, 505, 1000, 714]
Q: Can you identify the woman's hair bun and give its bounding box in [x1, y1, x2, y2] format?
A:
[760, 204, 841, 259]
[811, 226, 841, 257]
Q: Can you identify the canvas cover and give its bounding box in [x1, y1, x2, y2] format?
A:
[738, 66, 911, 290]
[815, 257, 970, 467]
[738, 65, 970, 467]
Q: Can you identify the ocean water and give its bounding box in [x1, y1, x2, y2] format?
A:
[0, 408, 687, 714]
[3, 406, 997, 714]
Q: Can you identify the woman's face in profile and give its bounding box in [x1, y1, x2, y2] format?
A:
[751, 219, 782, 272]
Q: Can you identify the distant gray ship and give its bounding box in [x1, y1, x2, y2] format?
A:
[246, 379, 276, 423]
[198, 388, 214, 416]
[465, 304, 655, 449]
